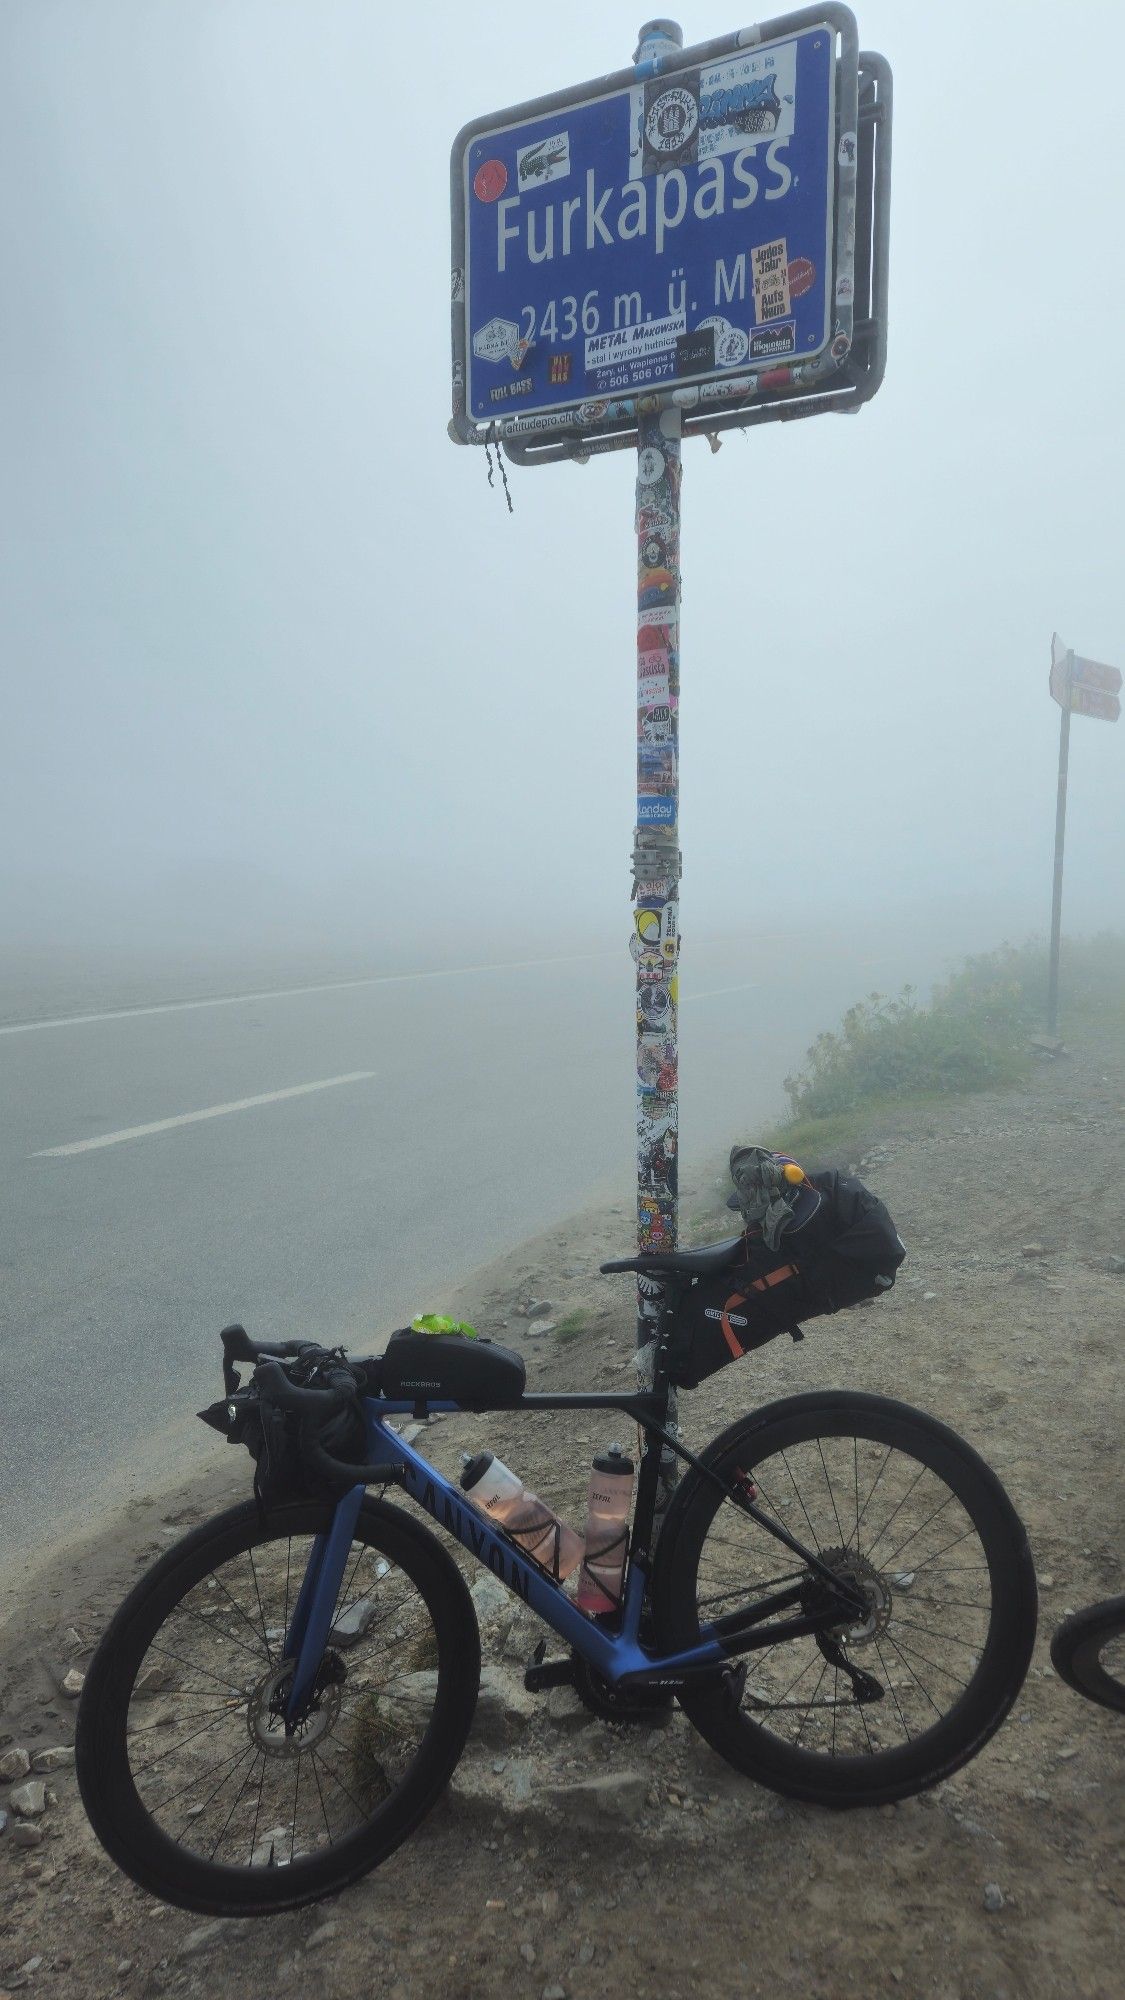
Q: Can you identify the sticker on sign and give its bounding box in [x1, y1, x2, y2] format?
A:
[473, 317, 521, 364]
[586, 310, 687, 370]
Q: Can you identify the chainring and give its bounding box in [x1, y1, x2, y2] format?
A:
[570, 1653, 675, 1723]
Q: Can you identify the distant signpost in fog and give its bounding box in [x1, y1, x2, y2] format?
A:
[1046, 633, 1122, 1038]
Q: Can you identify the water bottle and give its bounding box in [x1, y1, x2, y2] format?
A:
[576, 1446, 635, 1613]
[459, 1452, 583, 1581]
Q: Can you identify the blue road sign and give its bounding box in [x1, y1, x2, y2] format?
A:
[457, 22, 838, 426]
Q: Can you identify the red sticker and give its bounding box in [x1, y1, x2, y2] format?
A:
[473, 159, 508, 203]
[638, 624, 666, 652]
[787, 257, 816, 299]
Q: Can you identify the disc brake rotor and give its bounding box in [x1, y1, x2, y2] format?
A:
[246, 1652, 345, 1758]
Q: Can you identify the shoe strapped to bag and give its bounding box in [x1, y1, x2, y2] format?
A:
[663, 1145, 906, 1389]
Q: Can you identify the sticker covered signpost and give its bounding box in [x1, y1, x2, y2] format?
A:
[449, 9, 892, 1388]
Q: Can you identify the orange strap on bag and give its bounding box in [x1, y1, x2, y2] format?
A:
[717, 1263, 799, 1359]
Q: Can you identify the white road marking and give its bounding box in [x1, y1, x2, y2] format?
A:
[32, 1072, 377, 1158]
[0, 953, 617, 1036]
[682, 982, 762, 1001]
[0, 942, 789, 1038]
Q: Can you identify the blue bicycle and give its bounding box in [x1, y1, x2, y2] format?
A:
[76, 1240, 1037, 1915]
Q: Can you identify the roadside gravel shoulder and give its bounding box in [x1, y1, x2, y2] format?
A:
[2, 1027, 1122, 2000]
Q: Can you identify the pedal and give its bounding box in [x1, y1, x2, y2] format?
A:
[523, 1640, 577, 1694]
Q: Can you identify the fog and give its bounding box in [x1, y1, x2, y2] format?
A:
[3, 0, 1122, 1009]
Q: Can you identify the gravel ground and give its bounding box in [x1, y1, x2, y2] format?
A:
[1, 1024, 1122, 2000]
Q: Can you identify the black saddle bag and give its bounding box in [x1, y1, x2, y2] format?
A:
[664, 1170, 905, 1390]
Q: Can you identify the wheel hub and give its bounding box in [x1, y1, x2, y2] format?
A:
[246, 1653, 344, 1757]
[807, 1547, 892, 1649]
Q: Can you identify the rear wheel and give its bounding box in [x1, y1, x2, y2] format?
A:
[76, 1498, 479, 1913]
[651, 1391, 1037, 1806]
[1050, 1595, 1125, 1714]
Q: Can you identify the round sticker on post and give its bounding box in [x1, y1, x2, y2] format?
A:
[473, 159, 508, 202]
[645, 87, 699, 157]
[638, 447, 665, 485]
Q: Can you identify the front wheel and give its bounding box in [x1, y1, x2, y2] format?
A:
[651, 1391, 1037, 1806]
[76, 1497, 480, 1913]
[1050, 1595, 1125, 1714]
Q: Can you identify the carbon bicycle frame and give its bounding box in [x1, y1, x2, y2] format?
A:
[281, 1384, 864, 1723]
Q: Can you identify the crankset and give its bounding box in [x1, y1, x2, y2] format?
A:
[571, 1653, 674, 1722]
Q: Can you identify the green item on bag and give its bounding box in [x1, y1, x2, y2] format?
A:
[411, 1314, 478, 1339]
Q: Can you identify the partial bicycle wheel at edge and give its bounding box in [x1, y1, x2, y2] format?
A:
[651, 1391, 1037, 1807]
[1050, 1595, 1125, 1714]
[76, 1497, 480, 1914]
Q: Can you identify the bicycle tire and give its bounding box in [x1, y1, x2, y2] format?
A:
[1050, 1595, 1125, 1714]
[76, 1497, 480, 1914]
[651, 1390, 1037, 1807]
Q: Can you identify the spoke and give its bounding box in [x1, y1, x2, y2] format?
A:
[882, 1631, 949, 1716]
[831, 1668, 838, 1755]
[249, 1751, 268, 1866]
[131, 1709, 243, 1777]
[876, 1489, 959, 1571]
[780, 1451, 822, 1553]
[888, 1631, 970, 1695]
[904, 1562, 991, 1575]
[208, 1750, 262, 1862]
[769, 1647, 820, 1711]
[312, 1746, 366, 1823]
[891, 1616, 985, 1651]
[816, 1439, 846, 1547]
[162, 1740, 255, 1824]
[853, 1438, 860, 1551]
[309, 1745, 335, 1844]
[141, 1640, 247, 1698]
[862, 1459, 930, 1565]
[337, 1541, 370, 1616]
[737, 1639, 785, 1693]
[246, 1550, 274, 1664]
[909, 1523, 985, 1569]
[849, 1444, 895, 1549]
[206, 1571, 273, 1662]
[792, 1659, 829, 1747]
[904, 1596, 989, 1614]
[873, 1634, 912, 1743]
[168, 1600, 267, 1667]
[857, 1686, 876, 1754]
[126, 1706, 233, 1733]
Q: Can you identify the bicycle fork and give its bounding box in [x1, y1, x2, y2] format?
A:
[282, 1485, 365, 1726]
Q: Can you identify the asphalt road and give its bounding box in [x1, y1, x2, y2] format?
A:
[1, 928, 948, 1568]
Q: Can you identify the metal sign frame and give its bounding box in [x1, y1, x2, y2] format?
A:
[449, 5, 890, 466]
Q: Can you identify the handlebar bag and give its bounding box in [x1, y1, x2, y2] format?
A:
[379, 1329, 526, 1409]
[220, 1396, 370, 1510]
[665, 1170, 905, 1389]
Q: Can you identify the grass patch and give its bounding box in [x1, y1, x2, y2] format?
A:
[761, 932, 1125, 1166]
[759, 1105, 892, 1165]
[553, 1310, 588, 1343]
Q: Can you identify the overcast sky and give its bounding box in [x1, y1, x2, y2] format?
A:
[2, 0, 1122, 989]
